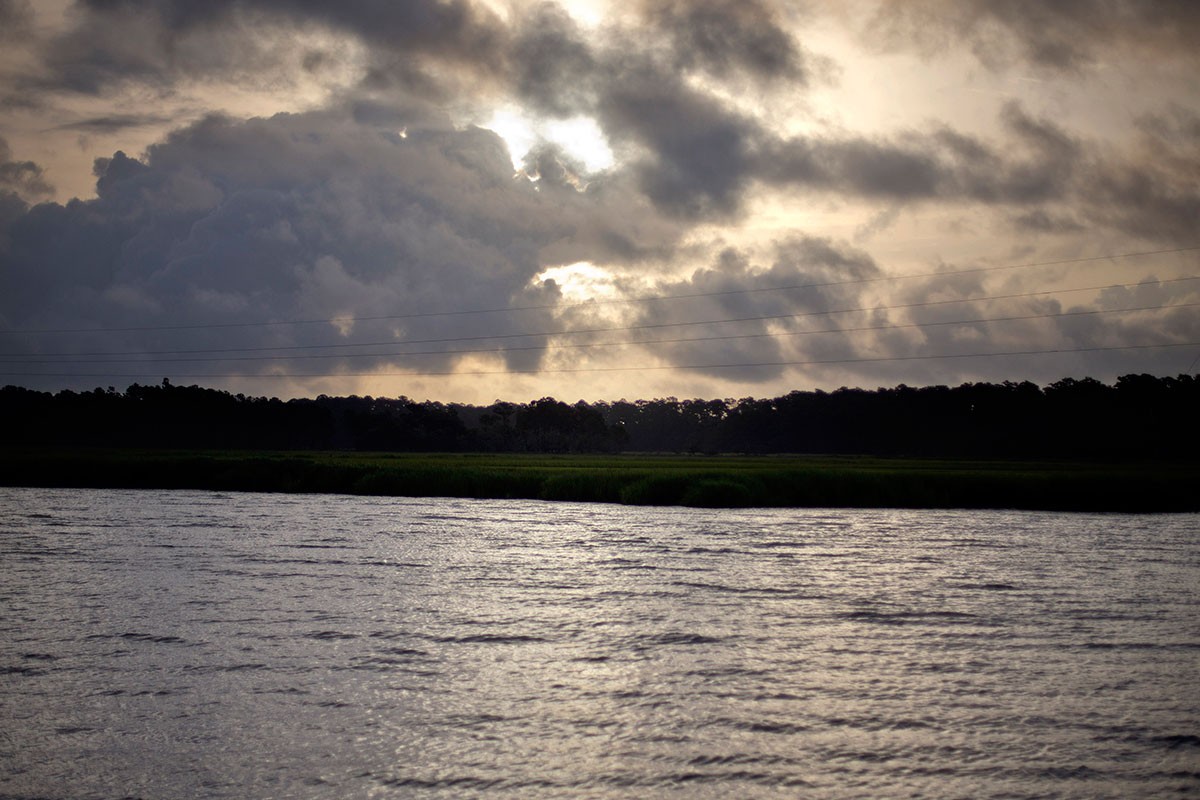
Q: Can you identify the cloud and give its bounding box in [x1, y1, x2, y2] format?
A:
[0, 135, 52, 202]
[30, 0, 805, 105]
[11, 0, 800, 223]
[756, 103, 1200, 246]
[19, 0, 1192, 244]
[4, 0, 496, 112]
[0, 1, 1195, 399]
[1078, 108, 1200, 245]
[760, 103, 1079, 204]
[873, 258, 1200, 389]
[609, 229, 1200, 391]
[617, 236, 884, 381]
[865, 0, 1200, 72]
[1009, 210, 1085, 235]
[638, 0, 806, 83]
[52, 113, 177, 134]
[596, 63, 763, 219]
[0, 104, 685, 390]
[508, 2, 596, 117]
[0, 0, 32, 41]
[493, 1, 804, 219]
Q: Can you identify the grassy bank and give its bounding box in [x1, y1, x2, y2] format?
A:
[2, 448, 1196, 512]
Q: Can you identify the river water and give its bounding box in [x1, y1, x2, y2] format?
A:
[1, 488, 1198, 799]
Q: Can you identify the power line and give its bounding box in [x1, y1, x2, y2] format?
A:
[4, 301, 1195, 365]
[3, 342, 1195, 380]
[6, 245, 1198, 335]
[5, 276, 1196, 359]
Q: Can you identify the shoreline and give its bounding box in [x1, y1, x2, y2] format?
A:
[2, 449, 1197, 513]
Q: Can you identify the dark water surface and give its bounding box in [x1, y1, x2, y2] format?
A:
[1, 488, 1198, 799]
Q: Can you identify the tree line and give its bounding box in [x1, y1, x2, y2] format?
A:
[2, 374, 1196, 459]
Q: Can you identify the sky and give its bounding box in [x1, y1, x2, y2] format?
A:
[0, 0, 1197, 404]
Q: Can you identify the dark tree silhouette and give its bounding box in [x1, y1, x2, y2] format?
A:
[2, 374, 1196, 459]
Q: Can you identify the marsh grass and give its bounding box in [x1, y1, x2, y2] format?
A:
[1, 448, 1194, 511]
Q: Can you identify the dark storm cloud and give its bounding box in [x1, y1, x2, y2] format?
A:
[765, 135, 943, 199]
[759, 102, 1083, 204]
[621, 236, 884, 381]
[19, 0, 806, 222]
[42, 0, 807, 102]
[0, 135, 52, 202]
[53, 113, 176, 133]
[0, 0, 33, 39]
[1049, 279, 1200, 382]
[638, 0, 805, 82]
[0, 136, 35, 256]
[931, 104, 1080, 205]
[544, 87, 1106, 223]
[501, 0, 807, 119]
[616, 213, 1199, 388]
[756, 103, 1200, 246]
[571, 31, 1195, 239]
[866, 0, 1200, 72]
[14, 29, 1200, 293]
[0, 104, 684, 386]
[495, 0, 805, 217]
[28, 0, 1192, 240]
[596, 63, 763, 219]
[1078, 108, 1200, 245]
[33, 3, 302, 95]
[1009, 210, 1085, 234]
[0, 1, 1193, 397]
[977, 105, 1199, 245]
[8, 2, 1197, 269]
[25, 0, 505, 100]
[509, 2, 596, 117]
[792, 258, 1200, 390]
[71, 0, 503, 58]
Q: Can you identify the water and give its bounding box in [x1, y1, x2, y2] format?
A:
[1, 488, 1198, 799]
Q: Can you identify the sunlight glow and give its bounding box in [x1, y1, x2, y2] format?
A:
[556, 0, 607, 28]
[544, 116, 614, 172]
[484, 107, 538, 169]
[483, 108, 615, 173]
[535, 262, 619, 303]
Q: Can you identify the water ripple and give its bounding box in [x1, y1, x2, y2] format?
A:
[0, 488, 1196, 799]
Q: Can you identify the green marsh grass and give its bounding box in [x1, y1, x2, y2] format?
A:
[1, 448, 1195, 512]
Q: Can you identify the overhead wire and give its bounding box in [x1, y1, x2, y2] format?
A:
[5, 244, 1199, 335]
[2, 301, 1195, 365]
[2, 245, 1196, 383]
[2, 342, 1196, 380]
[4, 276, 1197, 359]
